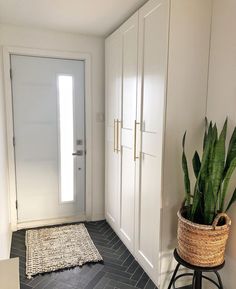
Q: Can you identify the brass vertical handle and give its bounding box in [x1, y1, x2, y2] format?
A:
[117, 120, 121, 153]
[114, 119, 117, 152]
[134, 120, 140, 161]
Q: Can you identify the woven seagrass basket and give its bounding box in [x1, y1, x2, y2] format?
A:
[177, 209, 231, 267]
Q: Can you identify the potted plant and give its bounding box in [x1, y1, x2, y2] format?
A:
[178, 118, 236, 267]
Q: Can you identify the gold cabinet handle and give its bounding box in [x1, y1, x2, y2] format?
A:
[114, 119, 117, 152]
[134, 120, 140, 161]
[117, 120, 121, 153]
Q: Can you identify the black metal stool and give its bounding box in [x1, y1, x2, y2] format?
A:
[167, 249, 224, 289]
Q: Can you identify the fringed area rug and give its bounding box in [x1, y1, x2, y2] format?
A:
[25, 224, 103, 279]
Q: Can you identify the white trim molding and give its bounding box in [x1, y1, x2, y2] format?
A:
[3, 46, 93, 231]
[8, 223, 12, 258]
[17, 214, 86, 230]
[159, 250, 191, 289]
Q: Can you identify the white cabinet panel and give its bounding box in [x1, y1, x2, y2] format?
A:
[135, 0, 169, 284]
[139, 154, 161, 264]
[142, 1, 168, 134]
[105, 31, 122, 229]
[106, 35, 122, 126]
[106, 1, 168, 285]
[119, 13, 138, 252]
[106, 0, 210, 288]
[106, 141, 120, 225]
[122, 13, 139, 130]
[120, 147, 135, 245]
[105, 12, 138, 251]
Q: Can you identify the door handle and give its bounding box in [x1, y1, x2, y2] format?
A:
[72, 150, 83, 156]
[134, 120, 140, 161]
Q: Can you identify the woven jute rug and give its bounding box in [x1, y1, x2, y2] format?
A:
[25, 224, 103, 279]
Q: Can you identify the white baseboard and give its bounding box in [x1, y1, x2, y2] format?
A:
[159, 250, 192, 289]
[17, 214, 86, 230]
[91, 213, 105, 221]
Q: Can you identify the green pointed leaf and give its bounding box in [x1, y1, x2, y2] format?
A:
[213, 123, 218, 140]
[182, 132, 191, 214]
[208, 124, 218, 175]
[203, 117, 208, 150]
[191, 125, 213, 220]
[199, 122, 213, 180]
[182, 131, 187, 148]
[211, 119, 227, 199]
[226, 188, 236, 211]
[192, 151, 201, 178]
[225, 126, 236, 173]
[191, 183, 202, 222]
[204, 180, 215, 224]
[220, 157, 236, 211]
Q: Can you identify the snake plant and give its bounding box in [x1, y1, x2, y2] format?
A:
[182, 118, 236, 225]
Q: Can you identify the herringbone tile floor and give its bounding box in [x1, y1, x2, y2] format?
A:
[10, 220, 158, 289]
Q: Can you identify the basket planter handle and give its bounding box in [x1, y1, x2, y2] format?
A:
[212, 213, 231, 229]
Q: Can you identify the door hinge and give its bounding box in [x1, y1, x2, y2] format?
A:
[10, 68, 13, 80]
[13, 136, 15, 146]
[16, 200, 18, 210]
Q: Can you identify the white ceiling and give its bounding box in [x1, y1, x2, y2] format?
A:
[0, 0, 148, 36]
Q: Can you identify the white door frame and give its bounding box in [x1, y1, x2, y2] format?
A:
[3, 46, 93, 231]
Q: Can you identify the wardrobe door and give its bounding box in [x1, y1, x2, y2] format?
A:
[119, 12, 138, 253]
[105, 31, 122, 230]
[135, 0, 169, 285]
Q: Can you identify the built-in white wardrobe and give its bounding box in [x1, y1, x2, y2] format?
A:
[105, 0, 212, 287]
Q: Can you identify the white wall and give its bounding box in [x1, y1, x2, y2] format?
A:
[0, 24, 105, 252]
[207, 1, 236, 288]
[160, 1, 212, 288]
[0, 49, 11, 259]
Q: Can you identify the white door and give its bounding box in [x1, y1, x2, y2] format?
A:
[119, 12, 138, 253]
[11, 55, 85, 223]
[105, 31, 122, 230]
[135, 0, 169, 285]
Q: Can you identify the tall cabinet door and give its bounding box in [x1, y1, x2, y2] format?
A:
[105, 31, 122, 230]
[119, 12, 138, 253]
[135, 0, 169, 285]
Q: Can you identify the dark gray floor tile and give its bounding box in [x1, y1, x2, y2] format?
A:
[144, 279, 158, 289]
[127, 260, 139, 274]
[84, 271, 106, 289]
[43, 279, 75, 289]
[122, 255, 134, 267]
[136, 272, 149, 288]
[131, 266, 144, 281]
[93, 277, 110, 289]
[108, 279, 138, 289]
[105, 272, 137, 286]
[102, 265, 132, 278]
[10, 221, 158, 289]
[20, 284, 33, 289]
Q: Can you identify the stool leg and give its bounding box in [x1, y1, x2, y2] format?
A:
[192, 271, 202, 289]
[215, 271, 224, 289]
[167, 263, 181, 289]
